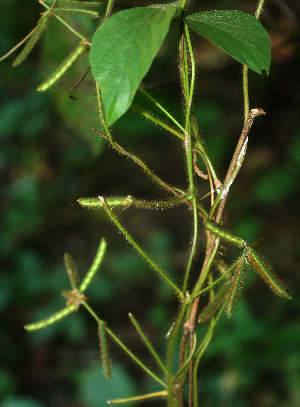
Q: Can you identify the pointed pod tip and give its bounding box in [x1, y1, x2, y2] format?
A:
[284, 291, 293, 300]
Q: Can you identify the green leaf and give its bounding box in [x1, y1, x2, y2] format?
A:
[90, 5, 176, 125]
[185, 10, 271, 74]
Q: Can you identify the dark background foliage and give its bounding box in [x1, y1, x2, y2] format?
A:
[0, 1, 299, 406]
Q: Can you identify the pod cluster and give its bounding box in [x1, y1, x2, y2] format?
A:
[201, 221, 292, 320]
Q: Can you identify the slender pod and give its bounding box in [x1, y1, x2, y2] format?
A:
[226, 252, 249, 317]
[37, 42, 86, 92]
[198, 282, 231, 323]
[204, 220, 247, 248]
[13, 14, 49, 67]
[43, 0, 103, 6]
[49, 8, 99, 18]
[248, 248, 292, 299]
[78, 196, 132, 209]
[98, 321, 112, 379]
[79, 238, 107, 293]
[24, 304, 78, 331]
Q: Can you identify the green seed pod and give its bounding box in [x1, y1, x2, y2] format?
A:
[79, 238, 107, 293]
[78, 196, 132, 209]
[198, 282, 231, 323]
[226, 253, 249, 317]
[204, 220, 247, 248]
[49, 8, 99, 18]
[24, 304, 78, 331]
[43, 0, 103, 6]
[37, 42, 86, 92]
[13, 14, 49, 67]
[98, 320, 112, 379]
[248, 248, 292, 299]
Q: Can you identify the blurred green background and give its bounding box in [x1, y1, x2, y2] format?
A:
[0, 0, 299, 406]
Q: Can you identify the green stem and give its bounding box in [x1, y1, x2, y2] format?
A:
[193, 236, 220, 298]
[95, 82, 111, 139]
[138, 87, 185, 133]
[243, 0, 265, 123]
[40, 0, 88, 41]
[104, 0, 115, 20]
[184, 25, 195, 128]
[193, 126, 219, 192]
[95, 84, 184, 197]
[173, 333, 196, 382]
[191, 257, 240, 299]
[181, 24, 198, 295]
[182, 192, 197, 295]
[105, 328, 167, 389]
[99, 197, 183, 299]
[82, 302, 167, 388]
[129, 313, 168, 375]
[131, 105, 184, 141]
[166, 303, 189, 406]
[180, 35, 190, 103]
[192, 302, 226, 407]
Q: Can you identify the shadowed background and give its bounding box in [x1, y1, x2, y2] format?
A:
[1, 0, 300, 406]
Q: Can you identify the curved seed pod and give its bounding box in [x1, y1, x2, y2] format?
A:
[98, 321, 112, 379]
[226, 253, 249, 317]
[248, 248, 292, 299]
[24, 304, 78, 331]
[79, 238, 107, 293]
[198, 282, 231, 323]
[204, 220, 247, 248]
[49, 8, 99, 18]
[37, 42, 86, 92]
[13, 14, 49, 67]
[78, 196, 132, 209]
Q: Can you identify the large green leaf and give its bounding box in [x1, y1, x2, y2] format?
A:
[185, 10, 271, 74]
[90, 5, 176, 125]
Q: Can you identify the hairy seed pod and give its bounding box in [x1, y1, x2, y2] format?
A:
[13, 14, 49, 67]
[37, 42, 86, 92]
[198, 282, 231, 323]
[79, 238, 107, 293]
[43, 0, 102, 6]
[78, 196, 132, 209]
[248, 248, 292, 299]
[98, 321, 112, 379]
[226, 253, 249, 317]
[24, 304, 78, 331]
[49, 8, 99, 18]
[204, 220, 247, 248]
